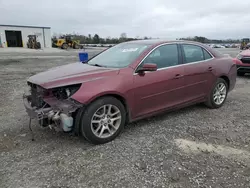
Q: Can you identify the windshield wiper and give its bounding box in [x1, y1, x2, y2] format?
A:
[89, 64, 107, 67]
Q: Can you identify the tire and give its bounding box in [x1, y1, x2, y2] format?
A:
[79, 97, 126, 144]
[237, 72, 245, 76]
[73, 108, 84, 136]
[205, 78, 228, 109]
[73, 43, 80, 49]
[36, 42, 41, 49]
[62, 43, 68, 49]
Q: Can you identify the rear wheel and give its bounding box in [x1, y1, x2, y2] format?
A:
[73, 43, 80, 49]
[80, 97, 126, 144]
[237, 72, 245, 76]
[205, 78, 228, 109]
[36, 42, 41, 49]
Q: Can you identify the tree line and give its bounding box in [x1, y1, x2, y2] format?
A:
[52, 33, 241, 44]
[52, 32, 153, 45]
[178, 36, 241, 44]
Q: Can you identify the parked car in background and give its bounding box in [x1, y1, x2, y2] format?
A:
[230, 44, 237, 48]
[233, 50, 250, 76]
[23, 40, 237, 144]
[210, 44, 222, 48]
[217, 44, 226, 48]
[210, 44, 216, 48]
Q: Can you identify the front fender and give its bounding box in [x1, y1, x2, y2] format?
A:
[76, 90, 127, 105]
[70, 72, 134, 106]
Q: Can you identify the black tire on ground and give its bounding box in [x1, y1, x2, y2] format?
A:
[73, 108, 85, 136]
[73, 43, 80, 49]
[237, 72, 245, 76]
[62, 43, 68, 49]
[36, 42, 41, 49]
[79, 96, 126, 144]
[205, 78, 228, 109]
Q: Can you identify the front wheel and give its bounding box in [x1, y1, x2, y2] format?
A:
[205, 78, 228, 109]
[80, 97, 126, 144]
[61, 43, 68, 49]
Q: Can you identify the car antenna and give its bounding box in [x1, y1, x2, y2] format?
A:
[28, 118, 35, 141]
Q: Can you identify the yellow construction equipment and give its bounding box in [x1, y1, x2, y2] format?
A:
[240, 38, 250, 50]
[27, 35, 41, 49]
[52, 35, 82, 49]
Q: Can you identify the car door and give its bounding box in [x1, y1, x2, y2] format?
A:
[180, 44, 216, 102]
[132, 43, 186, 118]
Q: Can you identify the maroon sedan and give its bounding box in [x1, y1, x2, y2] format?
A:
[23, 40, 237, 144]
[233, 49, 250, 76]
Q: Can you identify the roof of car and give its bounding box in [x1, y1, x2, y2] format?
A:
[124, 39, 205, 45]
[124, 39, 224, 58]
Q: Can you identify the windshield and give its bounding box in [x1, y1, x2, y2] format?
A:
[87, 43, 150, 68]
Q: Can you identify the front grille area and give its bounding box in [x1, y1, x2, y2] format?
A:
[28, 83, 46, 108]
[241, 58, 250, 64]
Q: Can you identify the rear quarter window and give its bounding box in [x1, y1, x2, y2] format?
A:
[203, 49, 213, 60]
[205, 46, 223, 58]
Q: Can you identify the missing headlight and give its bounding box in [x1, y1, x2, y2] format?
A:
[52, 84, 81, 100]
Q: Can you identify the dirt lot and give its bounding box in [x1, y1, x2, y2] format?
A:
[1, 48, 250, 188]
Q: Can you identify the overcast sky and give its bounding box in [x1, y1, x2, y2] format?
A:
[0, 0, 249, 39]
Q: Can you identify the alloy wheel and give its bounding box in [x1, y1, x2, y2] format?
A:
[213, 82, 227, 105]
[91, 104, 122, 138]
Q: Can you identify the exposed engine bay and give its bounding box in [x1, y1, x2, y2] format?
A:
[23, 82, 82, 132]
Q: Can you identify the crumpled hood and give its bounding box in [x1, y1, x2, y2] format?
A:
[27, 62, 119, 89]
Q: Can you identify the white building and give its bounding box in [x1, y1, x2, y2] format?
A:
[0, 24, 51, 48]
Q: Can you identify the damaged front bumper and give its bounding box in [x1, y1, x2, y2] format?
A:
[23, 93, 82, 131]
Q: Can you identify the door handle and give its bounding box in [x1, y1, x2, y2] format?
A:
[208, 67, 214, 71]
[174, 74, 184, 79]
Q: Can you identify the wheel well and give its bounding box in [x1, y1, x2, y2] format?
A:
[220, 76, 230, 88]
[72, 94, 130, 135]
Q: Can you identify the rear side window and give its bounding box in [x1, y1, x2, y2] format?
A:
[203, 49, 213, 60]
[182, 44, 204, 63]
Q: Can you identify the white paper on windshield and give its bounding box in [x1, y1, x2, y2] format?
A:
[121, 48, 138, 52]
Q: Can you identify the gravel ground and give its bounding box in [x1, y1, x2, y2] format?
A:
[1, 48, 250, 188]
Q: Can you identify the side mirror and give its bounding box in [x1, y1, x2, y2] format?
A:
[137, 63, 157, 73]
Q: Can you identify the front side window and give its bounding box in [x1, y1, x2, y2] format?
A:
[87, 43, 150, 68]
[140, 44, 179, 69]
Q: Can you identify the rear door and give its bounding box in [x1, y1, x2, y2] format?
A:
[132, 43, 186, 118]
[180, 44, 216, 102]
